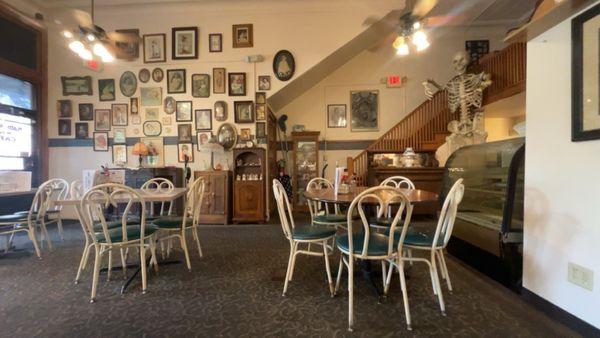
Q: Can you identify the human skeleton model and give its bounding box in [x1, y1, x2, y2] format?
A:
[422, 51, 492, 165]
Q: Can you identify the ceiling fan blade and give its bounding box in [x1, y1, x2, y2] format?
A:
[412, 0, 438, 18]
[425, 13, 469, 27]
[107, 31, 141, 44]
[367, 32, 397, 53]
[71, 9, 93, 29]
[362, 15, 382, 26]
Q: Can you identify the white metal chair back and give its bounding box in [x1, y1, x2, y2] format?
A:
[273, 179, 295, 241]
[70, 180, 83, 199]
[182, 177, 205, 227]
[346, 186, 413, 258]
[141, 178, 175, 216]
[306, 177, 340, 217]
[431, 178, 464, 249]
[380, 176, 415, 190]
[33, 178, 69, 216]
[80, 183, 146, 245]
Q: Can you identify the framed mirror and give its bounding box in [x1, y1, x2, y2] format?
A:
[217, 123, 237, 151]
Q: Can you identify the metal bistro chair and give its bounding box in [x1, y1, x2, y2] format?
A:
[141, 178, 175, 220]
[335, 186, 413, 331]
[80, 183, 159, 302]
[383, 178, 465, 328]
[152, 177, 205, 271]
[306, 178, 348, 229]
[273, 179, 336, 297]
[369, 176, 415, 230]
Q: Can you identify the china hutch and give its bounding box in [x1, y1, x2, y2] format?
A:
[291, 131, 319, 211]
[232, 148, 266, 223]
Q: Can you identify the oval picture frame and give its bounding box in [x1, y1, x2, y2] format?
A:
[138, 68, 150, 83]
[119, 71, 137, 97]
[217, 123, 238, 151]
[273, 50, 295, 82]
[214, 101, 228, 121]
[152, 67, 164, 82]
[143, 120, 162, 136]
[164, 96, 176, 115]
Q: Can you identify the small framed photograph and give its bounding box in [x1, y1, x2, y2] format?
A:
[167, 69, 186, 94]
[172, 27, 198, 60]
[57, 100, 72, 118]
[98, 79, 115, 101]
[145, 107, 159, 120]
[143, 121, 162, 136]
[178, 143, 194, 163]
[258, 75, 271, 90]
[93, 132, 109, 151]
[255, 92, 266, 104]
[143, 33, 166, 63]
[61, 76, 93, 96]
[273, 50, 295, 81]
[142, 137, 164, 167]
[75, 122, 89, 139]
[255, 104, 266, 121]
[94, 109, 111, 131]
[111, 104, 128, 126]
[176, 101, 193, 122]
[232, 24, 253, 48]
[138, 68, 150, 83]
[119, 71, 137, 97]
[256, 122, 266, 138]
[78, 103, 93, 121]
[162, 116, 172, 125]
[130, 97, 139, 115]
[327, 104, 347, 128]
[213, 68, 226, 94]
[58, 119, 71, 136]
[209, 33, 222, 52]
[115, 29, 139, 60]
[214, 101, 228, 121]
[152, 68, 164, 82]
[228, 72, 246, 96]
[140, 87, 162, 106]
[164, 96, 176, 114]
[240, 128, 251, 141]
[234, 101, 254, 123]
[197, 131, 211, 151]
[195, 109, 212, 130]
[112, 144, 128, 164]
[178, 123, 193, 143]
[192, 74, 210, 98]
[113, 127, 127, 144]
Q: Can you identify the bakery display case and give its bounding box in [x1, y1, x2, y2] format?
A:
[291, 131, 319, 211]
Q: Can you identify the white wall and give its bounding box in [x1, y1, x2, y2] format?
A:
[525, 3, 600, 328]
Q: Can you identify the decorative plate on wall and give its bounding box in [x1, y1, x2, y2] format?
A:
[273, 50, 295, 81]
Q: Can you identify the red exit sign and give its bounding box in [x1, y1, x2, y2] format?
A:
[387, 75, 403, 88]
[83, 60, 104, 72]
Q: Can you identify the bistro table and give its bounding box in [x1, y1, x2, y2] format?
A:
[304, 186, 439, 299]
[52, 187, 188, 293]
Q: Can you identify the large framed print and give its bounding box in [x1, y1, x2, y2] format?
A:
[167, 69, 186, 94]
[172, 27, 198, 60]
[350, 90, 379, 132]
[192, 74, 210, 98]
[115, 29, 140, 60]
[572, 3, 600, 141]
[213, 68, 226, 94]
[143, 33, 166, 63]
[61, 76, 92, 96]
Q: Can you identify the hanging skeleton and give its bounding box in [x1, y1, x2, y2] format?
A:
[422, 51, 492, 165]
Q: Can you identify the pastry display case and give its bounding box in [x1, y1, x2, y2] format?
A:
[291, 131, 319, 211]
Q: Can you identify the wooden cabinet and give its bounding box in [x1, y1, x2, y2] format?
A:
[291, 131, 319, 211]
[232, 148, 266, 223]
[194, 170, 232, 225]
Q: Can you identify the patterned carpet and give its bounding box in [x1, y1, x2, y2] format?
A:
[0, 221, 578, 337]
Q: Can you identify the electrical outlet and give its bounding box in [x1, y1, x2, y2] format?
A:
[568, 262, 594, 291]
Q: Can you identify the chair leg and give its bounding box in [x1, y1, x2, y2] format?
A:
[107, 249, 113, 281]
[75, 242, 90, 284]
[381, 261, 387, 293]
[322, 240, 334, 297]
[431, 253, 446, 315]
[192, 226, 203, 258]
[348, 257, 354, 332]
[57, 218, 64, 241]
[397, 257, 412, 330]
[149, 238, 159, 273]
[180, 231, 192, 271]
[335, 255, 343, 294]
[160, 240, 166, 259]
[407, 249, 413, 266]
[120, 248, 128, 278]
[28, 228, 42, 259]
[282, 242, 296, 296]
[384, 259, 394, 295]
[90, 248, 102, 303]
[438, 250, 453, 292]
[288, 242, 300, 282]
[40, 221, 53, 250]
[6, 230, 15, 253]
[140, 244, 148, 294]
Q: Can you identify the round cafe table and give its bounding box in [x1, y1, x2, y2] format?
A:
[304, 186, 439, 300]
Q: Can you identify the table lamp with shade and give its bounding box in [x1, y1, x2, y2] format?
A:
[132, 141, 149, 168]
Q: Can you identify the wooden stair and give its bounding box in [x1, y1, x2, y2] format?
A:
[349, 43, 527, 185]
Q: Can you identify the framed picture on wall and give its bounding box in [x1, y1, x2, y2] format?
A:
[255, 104, 266, 121]
[115, 29, 140, 60]
[119, 71, 137, 97]
[138, 68, 150, 83]
[172, 27, 198, 60]
[140, 87, 162, 106]
[58, 119, 71, 136]
[191, 74, 210, 98]
[232, 24, 253, 48]
[141, 137, 164, 167]
[176, 101, 193, 122]
[213, 68, 226, 94]
[79, 103, 93, 121]
[152, 68, 164, 82]
[258, 75, 270, 90]
[75, 123, 89, 139]
[209, 33, 222, 52]
[214, 101, 228, 121]
[93, 132, 109, 151]
[57, 100, 72, 118]
[255, 92, 266, 104]
[177, 143, 194, 163]
[327, 104, 347, 128]
[197, 131, 211, 151]
[234, 101, 254, 123]
[177, 124, 193, 143]
[350, 90, 379, 132]
[112, 144, 128, 164]
[167, 69, 186, 94]
[273, 50, 295, 81]
[61, 76, 93, 96]
[94, 109, 111, 131]
[195, 109, 212, 130]
[143, 121, 162, 136]
[571, 3, 600, 141]
[98, 79, 115, 101]
[240, 128, 251, 141]
[228, 72, 246, 96]
[113, 127, 127, 144]
[256, 122, 266, 138]
[130, 97, 139, 115]
[164, 96, 176, 114]
[143, 33, 166, 63]
[111, 104, 128, 126]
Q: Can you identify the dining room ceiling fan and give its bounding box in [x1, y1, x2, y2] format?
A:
[57, 0, 141, 62]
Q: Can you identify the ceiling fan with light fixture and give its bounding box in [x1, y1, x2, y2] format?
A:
[58, 0, 140, 63]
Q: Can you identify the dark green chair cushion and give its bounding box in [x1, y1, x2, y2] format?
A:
[94, 224, 159, 243]
[313, 214, 359, 224]
[92, 220, 138, 232]
[152, 216, 192, 229]
[369, 217, 393, 227]
[336, 232, 396, 256]
[403, 231, 445, 247]
[292, 225, 336, 240]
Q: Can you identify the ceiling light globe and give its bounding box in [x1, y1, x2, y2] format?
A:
[62, 30, 73, 38]
[86, 34, 95, 42]
[396, 43, 409, 56]
[68, 40, 85, 54]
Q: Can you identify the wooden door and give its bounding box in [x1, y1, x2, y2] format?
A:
[233, 181, 263, 220]
[211, 173, 226, 216]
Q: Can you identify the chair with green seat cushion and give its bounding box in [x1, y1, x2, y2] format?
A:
[141, 178, 175, 220]
[306, 178, 348, 229]
[273, 179, 336, 297]
[79, 183, 159, 302]
[152, 177, 205, 271]
[334, 185, 413, 332]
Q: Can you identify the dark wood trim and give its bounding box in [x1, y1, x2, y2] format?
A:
[521, 288, 600, 336]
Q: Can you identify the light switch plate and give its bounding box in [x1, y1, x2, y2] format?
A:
[568, 262, 594, 291]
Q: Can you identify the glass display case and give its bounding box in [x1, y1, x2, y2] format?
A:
[441, 137, 524, 260]
[292, 131, 319, 211]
